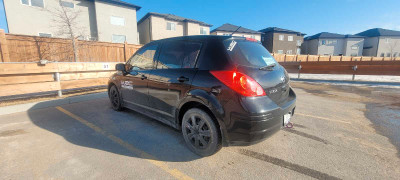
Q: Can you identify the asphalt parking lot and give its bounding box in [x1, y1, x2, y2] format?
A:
[1, 81, 399, 179]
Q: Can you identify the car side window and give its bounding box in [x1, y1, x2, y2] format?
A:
[182, 42, 202, 68]
[127, 44, 158, 70]
[157, 41, 201, 69]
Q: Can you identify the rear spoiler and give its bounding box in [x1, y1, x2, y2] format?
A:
[226, 37, 261, 44]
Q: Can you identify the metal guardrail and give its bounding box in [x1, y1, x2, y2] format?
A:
[279, 61, 400, 80]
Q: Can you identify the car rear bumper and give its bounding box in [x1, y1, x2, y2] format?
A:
[225, 88, 296, 145]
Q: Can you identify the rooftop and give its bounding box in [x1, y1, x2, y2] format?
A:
[138, 12, 212, 27]
[259, 27, 306, 36]
[97, 0, 141, 10]
[304, 32, 364, 40]
[356, 28, 400, 37]
[210, 23, 263, 34]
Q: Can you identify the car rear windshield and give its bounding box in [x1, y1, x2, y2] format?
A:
[223, 39, 277, 68]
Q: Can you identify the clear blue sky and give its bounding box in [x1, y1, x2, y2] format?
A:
[1, 0, 400, 36]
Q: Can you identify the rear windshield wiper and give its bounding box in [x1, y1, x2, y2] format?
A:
[259, 63, 276, 70]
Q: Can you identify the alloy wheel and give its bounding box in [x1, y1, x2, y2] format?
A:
[110, 88, 119, 108]
[184, 115, 211, 149]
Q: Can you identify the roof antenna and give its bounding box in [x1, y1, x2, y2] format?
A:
[230, 26, 241, 36]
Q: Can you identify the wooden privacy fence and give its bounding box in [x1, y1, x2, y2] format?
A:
[279, 61, 400, 80]
[0, 62, 120, 98]
[0, 30, 142, 63]
[272, 53, 400, 62]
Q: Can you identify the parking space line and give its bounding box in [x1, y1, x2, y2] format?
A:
[55, 106, 193, 180]
[296, 113, 351, 124]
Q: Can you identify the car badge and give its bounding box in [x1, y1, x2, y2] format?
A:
[281, 76, 286, 83]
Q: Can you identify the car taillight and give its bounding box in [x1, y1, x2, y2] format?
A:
[210, 71, 266, 97]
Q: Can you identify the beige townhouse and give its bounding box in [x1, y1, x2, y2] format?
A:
[3, 0, 141, 44]
[356, 28, 400, 57]
[301, 32, 364, 56]
[137, 12, 212, 44]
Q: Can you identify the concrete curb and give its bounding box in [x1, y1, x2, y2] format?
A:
[0, 92, 108, 116]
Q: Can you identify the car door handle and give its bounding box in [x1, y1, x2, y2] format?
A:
[177, 76, 189, 82]
[141, 74, 147, 80]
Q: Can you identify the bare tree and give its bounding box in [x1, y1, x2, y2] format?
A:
[44, 0, 89, 62]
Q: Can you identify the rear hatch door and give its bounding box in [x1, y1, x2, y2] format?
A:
[223, 38, 290, 105]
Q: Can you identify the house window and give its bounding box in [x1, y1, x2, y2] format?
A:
[288, 36, 293, 41]
[223, 33, 230, 36]
[386, 52, 391, 57]
[385, 38, 389, 43]
[297, 48, 301, 55]
[393, 52, 398, 57]
[112, 34, 126, 43]
[167, 22, 176, 31]
[279, 35, 284, 41]
[380, 53, 385, 57]
[327, 40, 337, 44]
[297, 40, 302, 46]
[277, 50, 284, 54]
[60, 1, 74, 8]
[351, 46, 358, 50]
[200, 27, 207, 35]
[110, 16, 125, 26]
[351, 53, 357, 56]
[21, 0, 44, 7]
[287, 50, 293, 54]
[262, 36, 265, 41]
[251, 35, 255, 39]
[38, 33, 52, 37]
[321, 40, 326, 45]
[21, 0, 29, 5]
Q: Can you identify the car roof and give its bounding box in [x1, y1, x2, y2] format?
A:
[150, 35, 248, 44]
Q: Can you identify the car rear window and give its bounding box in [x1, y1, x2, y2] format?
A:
[223, 40, 277, 68]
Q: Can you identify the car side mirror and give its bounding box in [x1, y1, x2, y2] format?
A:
[115, 63, 125, 71]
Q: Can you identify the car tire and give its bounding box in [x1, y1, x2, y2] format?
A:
[182, 108, 221, 156]
[109, 85, 123, 111]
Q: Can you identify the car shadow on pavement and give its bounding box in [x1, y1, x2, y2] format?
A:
[27, 98, 201, 162]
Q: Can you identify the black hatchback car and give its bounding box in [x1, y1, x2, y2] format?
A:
[108, 35, 296, 156]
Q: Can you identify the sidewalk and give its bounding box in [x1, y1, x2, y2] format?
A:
[289, 73, 400, 87]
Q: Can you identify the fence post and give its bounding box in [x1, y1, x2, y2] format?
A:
[329, 55, 332, 61]
[298, 63, 302, 79]
[340, 55, 343, 61]
[0, 29, 10, 62]
[352, 65, 357, 81]
[306, 54, 309, 62]
[123, 41, 128, 62]
[295, 54, 298, 62]
[284, 54, 287, 62]
[54, 72, 62, 97]
[317, 55, 320, 61]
